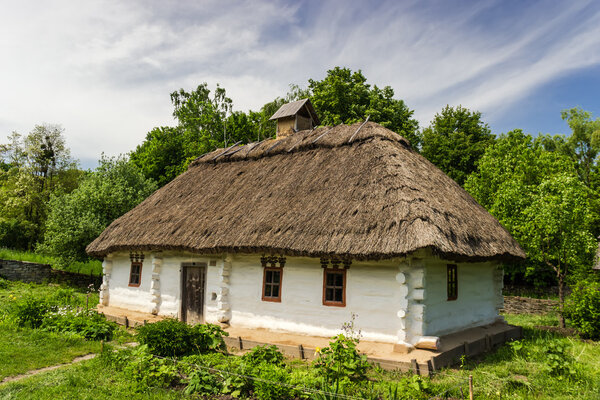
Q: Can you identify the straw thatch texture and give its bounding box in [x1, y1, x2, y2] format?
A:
[87, 122, 525, 262]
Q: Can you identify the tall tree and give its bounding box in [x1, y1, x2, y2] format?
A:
[420, 105, 495, 186]
[465, 130, 596, 326]
[40, 155, 157, 263]
[561, 107, 600, 189]
[131, 84, 236, 186]
[308, 67, 419, 146]
[0, 125, 79, 249]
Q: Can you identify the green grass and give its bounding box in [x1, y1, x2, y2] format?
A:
[0, 280, 105, 380]
[0, 278, 598, 400]
[0, 248, 102, 275]
[425, 313, 600, 399]
[0, 357, 185, 399]
[0, 323, 101, 380]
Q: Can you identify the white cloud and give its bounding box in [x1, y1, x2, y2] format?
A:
[1, 0, 599, 167]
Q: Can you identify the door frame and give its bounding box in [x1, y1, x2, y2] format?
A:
[180, 262, 207, 323]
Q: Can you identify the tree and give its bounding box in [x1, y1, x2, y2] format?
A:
[465, 130, 596, 326]
[39, 155, 157, 263]
[561, 108, 600, 189]
[0, 125, 80, 249]
[520, 174, 596, 326]
[131, 84, 249, 186]
[308, 67, 420, 146]
[420, 105, 495, 186]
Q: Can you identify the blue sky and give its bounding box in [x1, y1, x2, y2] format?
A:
[1, 0, 599, 169]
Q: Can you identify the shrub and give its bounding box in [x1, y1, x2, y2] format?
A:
[242, 345, 285, 367]
[11, 296, 51, 328]
[190, 323, 228, 353]
[184, 368, 221, 396]
[42, 308, 116, 340]
[313, 334, 370, 383]
[564, 280, 600, 339]
[123, 345, 179, 391]
[253, 363, 293, 400]
[0, 277, 9, 289]
[137, 319, 228, 357]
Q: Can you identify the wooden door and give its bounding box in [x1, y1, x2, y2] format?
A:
[181, 263, 206, 324]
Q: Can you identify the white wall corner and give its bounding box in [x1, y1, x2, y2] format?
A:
[217, 254, 232, 323]
[406, 259, 427, 346]
[150, 253, 163, 315]
[100, 257, 113, 306]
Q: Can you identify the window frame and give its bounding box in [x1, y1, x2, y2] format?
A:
[129, 261, 143, 287]
[322, 268, 347, 307]
[262, 266, 283, 302]
[447, 264, 458, 301]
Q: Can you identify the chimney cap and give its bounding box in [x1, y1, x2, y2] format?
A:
[269, 98, 320, 125]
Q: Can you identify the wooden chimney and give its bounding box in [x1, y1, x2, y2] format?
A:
[269, 98, 320, 138]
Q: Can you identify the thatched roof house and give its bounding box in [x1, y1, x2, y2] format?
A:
[87, 122, 523, 262]
[88, 108, 524, 354]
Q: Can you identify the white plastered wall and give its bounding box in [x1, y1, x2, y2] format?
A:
[209, 255, 402, 343]
[104, 251, 219, 318]
[102, 251, 503, 344]
[423, 259, 502, 337]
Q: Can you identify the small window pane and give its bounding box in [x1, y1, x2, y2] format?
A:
[334, 288, 343, 302]
[272, 271, 280, 284]
[326, 273, 334, 286]
[266, 270, 273, 283]
[271, 285, 279, 297]
[326, 287, 334, 301]
[264, 285, 272, 297]
[335, 273, 343, 287]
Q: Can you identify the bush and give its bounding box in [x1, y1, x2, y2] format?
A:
[254, 363, 293, 400]
[42, 308, 116, 340]
[137, 319, 228, 357]
[190, 323, 228, 353]
[11, 296, 52, 328]
[184, 368, 221, 396]
[313, 334, 370, 383]
[242, 345, 285, 367]
[0, 277, 9, 289]
[564, 280, 600, 339]
[0, 218, 37, 250]
[123, 345, 179, 391]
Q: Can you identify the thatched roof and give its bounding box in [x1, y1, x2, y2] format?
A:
[87, 122, 525, 262]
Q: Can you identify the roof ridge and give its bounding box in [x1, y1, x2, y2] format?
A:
[189, 122, 412, 168]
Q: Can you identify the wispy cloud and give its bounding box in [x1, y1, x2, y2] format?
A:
[1, 0, 599, 166]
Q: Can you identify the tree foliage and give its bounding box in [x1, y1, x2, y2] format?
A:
[465, 130, 596, 324]
[39, 155, 157, 263]
[420, 105, 495, 186]
[0, 125, 80, 249]
[309, 67, 419, 146]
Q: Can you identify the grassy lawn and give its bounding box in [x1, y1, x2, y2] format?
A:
[0, 323, 100, 380]
[0, 280, 105, 380]
[0, 356, 185, 399]
[0, 247, 102, 275]
[0, 278, 598, 399]
[426, 313, 600, 399]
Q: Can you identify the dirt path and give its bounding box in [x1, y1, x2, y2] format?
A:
[0, 353, 97, 385]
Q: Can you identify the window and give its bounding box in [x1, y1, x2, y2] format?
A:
[261, 256, 285, 302]
[323, 268, 346, 307]
[129, 262, 142, 287]
[262, 268, 282, 302]
[447, 264, 457, 300]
